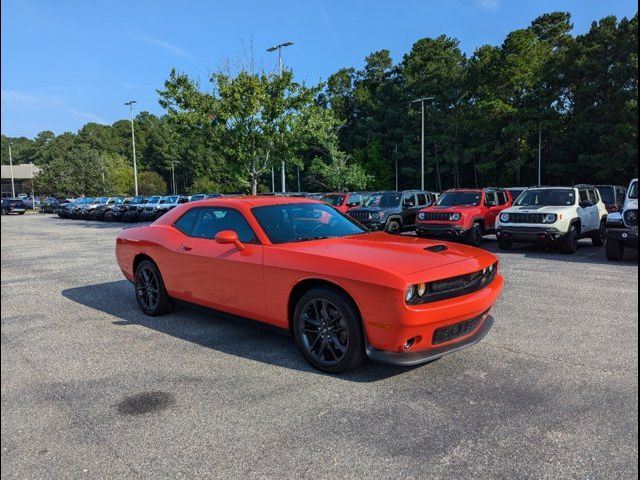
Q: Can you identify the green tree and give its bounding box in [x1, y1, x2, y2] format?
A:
[137, 171, 167, 195]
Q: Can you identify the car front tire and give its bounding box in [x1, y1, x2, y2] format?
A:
[292, 286, 366, 374]
[466, 222, 484, 247]
[605, 238, 624, 261]
[134, 260, 174, 316]
[561, 226, 579, 254]
[498, 237, 512, 250]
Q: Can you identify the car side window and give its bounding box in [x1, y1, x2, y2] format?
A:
[349, 194, 362, 206]
[416, 193, 427, 206]
[485, 191, 497, 206]
[579, 189, 589, 205]
[588, 189, 599, 205]
[616, 188, 626, 204]
[496, 191, 508, 205]
[174, 207, 258, 243]
[403, 193, 416, 207]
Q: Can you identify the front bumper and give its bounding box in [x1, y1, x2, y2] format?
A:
[496, 225, 565, 243]
[607, 227, 638, 248]
[416, 223, 467, 238]
[366, 314, 494, 366]
[139, 210, 159, 221]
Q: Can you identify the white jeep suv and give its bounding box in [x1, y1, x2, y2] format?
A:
[605, 178, 638, 260]
[495, 185, 608, 254]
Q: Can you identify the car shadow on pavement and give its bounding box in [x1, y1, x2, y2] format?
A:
[50, 218, 150, 229]
[62, 280, 419, 383]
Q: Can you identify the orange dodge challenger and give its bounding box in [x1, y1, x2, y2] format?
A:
[116, 196, 503, 373]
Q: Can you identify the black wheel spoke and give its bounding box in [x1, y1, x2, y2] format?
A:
[299, 297, 350, 366]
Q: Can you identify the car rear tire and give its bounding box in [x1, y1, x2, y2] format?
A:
[134, 260, 174, 316]
[385, 218, 401, 234]
[292, 286, 366, 374]
[498, 238, 512, 250]
[591, 220, 606, 247]
[605, 238, 624, 261]
[561, 226, 579, 254]
[465, 222, 484, 247]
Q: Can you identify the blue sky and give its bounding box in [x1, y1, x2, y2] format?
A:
[1, 0, 637, 138]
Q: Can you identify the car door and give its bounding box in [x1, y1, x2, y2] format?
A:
[401, 193, 419, 227]
[171, 206, 265, 319]
[588, 189, 603, 227]
[577, 189, 595, 231]
[484, 191, 502, 229]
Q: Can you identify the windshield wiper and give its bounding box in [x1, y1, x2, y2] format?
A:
[291, 236, 330, 243]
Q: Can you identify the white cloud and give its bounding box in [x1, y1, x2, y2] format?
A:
[128, 34, 195, 60]
[476, 0, 500, 11]
[1, 89, 107, 124]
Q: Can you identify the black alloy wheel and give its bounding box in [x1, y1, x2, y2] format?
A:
[467, 222, 484, 247]
[134, 260, 173, 316]
[385, 219, 401, 234]
[293, 287, 365, 373]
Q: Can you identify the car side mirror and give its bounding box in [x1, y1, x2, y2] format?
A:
[403, 200, 415, 208]
[215, 230, 245, 250]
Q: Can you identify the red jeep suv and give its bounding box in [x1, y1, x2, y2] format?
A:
[415, 188, 513, 246]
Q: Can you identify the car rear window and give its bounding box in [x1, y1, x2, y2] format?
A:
[596, 186, 614, 204]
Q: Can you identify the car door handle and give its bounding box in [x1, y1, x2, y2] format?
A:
[180, 245, 193, 252]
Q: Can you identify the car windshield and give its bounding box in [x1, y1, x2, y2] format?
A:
[321, 194, 346, 206]
[515, 189, 576, 206]
[596, 186, 614, 204]
[436, 192, 482, 207]
[163, 196, 178, 203]
[629, 181, 638, 199]
[147, 196, 161, 203]
[252, 203, 367, 244]
[132, 196, 147, 204]
[190, 194, 206, 201]
[95, 197, 108, 203]
[365, 193, 401, 208]
[113, 197, 125, 204]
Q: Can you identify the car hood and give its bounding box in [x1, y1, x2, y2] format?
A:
[280, 232, 489, 275]
[349, 207, 391, 214]
[427, 205, 479, 212]
[504, 205, 572, 213]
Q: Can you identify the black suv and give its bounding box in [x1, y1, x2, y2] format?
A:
[348, 190, 437, 233]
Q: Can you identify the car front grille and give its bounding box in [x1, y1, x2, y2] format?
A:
[420, 212, 451, 221]
[624, 209, 638, 228]
[432, 312, 486, 345]
[349, 211, 371, 222]
[508, 213, 545, 223]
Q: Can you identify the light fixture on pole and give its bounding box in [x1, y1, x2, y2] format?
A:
[411, 96, 435, 191]
[267, 41, 294, 193]
[124, 100, 139, 196]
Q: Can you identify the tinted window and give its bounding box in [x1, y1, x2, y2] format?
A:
[403, 193, 416, 206]
[348, 194, 363, 206]
[497, 191, 508, 205]
[588, 189, 600, 204]
[365, 192, 401, 208]
[174, 207, 257, 243]
[616, 188, 627, 203]
[322, 194, 346, 206]
[597, 187, 614, 204]
[579, 189, 589, 204]
[416, 193, 427, 206]
[436, 191, 482, 207]
[629, 181, 638, 199]
[252, 203, 366, 244]
[485, 191, 497, 205]
[516, 189, 576, 207]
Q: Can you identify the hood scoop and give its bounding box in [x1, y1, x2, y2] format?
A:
[424, 244, 448, 253]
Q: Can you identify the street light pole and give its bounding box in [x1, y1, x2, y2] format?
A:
[8, 145, 15, 198]
[537, 125, 542, 187]
[170, 160, 179, 194]
[124, 100, 139, 196]
[267, 41, 294, 193]
[411, 96, 434, 191]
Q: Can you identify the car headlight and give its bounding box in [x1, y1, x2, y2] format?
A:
[449, 213, 461, 221]
[418, 212, 425, 220]
[542, 213, 557, 223]
[500, 213, 510, 223]
[405, 285, 417, 303]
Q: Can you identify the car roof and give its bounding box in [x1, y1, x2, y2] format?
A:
[191, 196, 322, 207]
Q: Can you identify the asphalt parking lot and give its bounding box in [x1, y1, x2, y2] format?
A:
[1, 214, 638, 479]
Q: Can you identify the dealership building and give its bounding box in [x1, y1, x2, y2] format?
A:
[1, 163, 41, 197]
